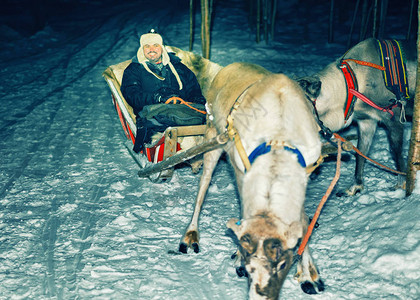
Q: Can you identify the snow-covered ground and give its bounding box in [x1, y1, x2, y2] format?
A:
[0, 0, 419, 299]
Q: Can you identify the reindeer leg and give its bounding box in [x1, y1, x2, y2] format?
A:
[339, 118, 378, 196]
[295, 244, 324, 294]
[295, 214, 324, 294]
[383, 118, 406, 189]
[179, 127, 224, 254]
[230, 250, 248, 277]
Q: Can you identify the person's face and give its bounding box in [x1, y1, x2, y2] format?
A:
[143, 43, 163, 63]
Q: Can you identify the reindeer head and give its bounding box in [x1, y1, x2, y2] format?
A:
[227, 215, 303, 300]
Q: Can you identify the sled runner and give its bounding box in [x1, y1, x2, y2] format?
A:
[103, 58, 217, 182]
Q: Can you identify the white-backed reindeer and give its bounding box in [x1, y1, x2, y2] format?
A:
[179, 61, 324, 299]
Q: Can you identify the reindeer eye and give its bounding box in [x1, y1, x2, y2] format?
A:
[278, 260, 287, 270]
[240, 234, 256, 255]
[240, 234, 252, 244]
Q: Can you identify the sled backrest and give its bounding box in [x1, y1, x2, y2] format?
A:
[102, 60, 136, 123]
[110, 59, 132, 85]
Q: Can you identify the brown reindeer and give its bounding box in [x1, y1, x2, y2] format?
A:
[178, 60, 324, 299]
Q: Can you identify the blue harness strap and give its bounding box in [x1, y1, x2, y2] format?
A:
[248, 142, 272, 165]
[248, 142, 306, 168]
[284, 145, 307, 168]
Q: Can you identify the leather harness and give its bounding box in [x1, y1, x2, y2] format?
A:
[338, 39, 410, 123]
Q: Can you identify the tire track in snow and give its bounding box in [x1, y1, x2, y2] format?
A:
[0, 12, 134, 199]
[64, 176, 110, 295]
[41, 212, 60, 296]
[0, 9, 133, 134]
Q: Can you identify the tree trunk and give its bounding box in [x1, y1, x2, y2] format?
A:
[271, 0, 277, 41]
[407, 0, 416, 40]
[263, 0, 268, 44]
[328, 0, 335, 43]
[200, 0, 212, 59]
[256, 0, 261, 43]
[406, 1, 420, 196]
[347, 0, 360, 47]
[248, 0, 254, 31]
[189, 0, 194, 51]
[378, 0, 389, 38]
[372, 0, 378, 37]
[359, 0, 369, 41]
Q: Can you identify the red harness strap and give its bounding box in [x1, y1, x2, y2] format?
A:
[339, 61, 358, 122]
[339, 60, 397, 121]
[349, 89, 396, 117]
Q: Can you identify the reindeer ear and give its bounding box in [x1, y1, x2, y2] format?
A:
[227, 218, 243, 236]
[284, 221, 304, 249]
[297, 77, 322, 98]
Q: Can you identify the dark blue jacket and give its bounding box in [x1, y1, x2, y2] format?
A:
[121, 53, 206, 116]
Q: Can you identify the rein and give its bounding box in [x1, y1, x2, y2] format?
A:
[296, 130, 406, 256]
[309, 96, 407, 176]
[165, 96, 207, 114]
[297, 139, 342, 256]
[333, 133, 406, 175]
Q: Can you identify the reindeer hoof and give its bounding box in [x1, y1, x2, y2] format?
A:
[178, 242, 200, 253]
[317, 279, 325, 292]
[179, 243, 188, 253]
[192, 242, 200, 253]
[337, 184, 363, 197]
[301, 279, 324, 294]
[236, 266, 248, 278]
[336, 190, 347, 197]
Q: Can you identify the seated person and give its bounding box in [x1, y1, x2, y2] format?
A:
[121, 29, 206, 153]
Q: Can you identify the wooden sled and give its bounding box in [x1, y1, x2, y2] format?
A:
[103, 59, 214, 182]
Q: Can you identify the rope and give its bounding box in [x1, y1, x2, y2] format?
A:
[297, 140, 342, 256]
[333, 133, 406, 175]
[342, 58, 385, 71]
[165, 96, 207, 114]
[297, 129, 406, 256]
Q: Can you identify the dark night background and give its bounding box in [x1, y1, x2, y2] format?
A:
[1, 0, 417, 45]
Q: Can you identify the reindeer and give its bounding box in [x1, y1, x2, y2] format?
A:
[166, 46, 222, 96]
[298, 38, 416, 195]
[178, 61, 324, 299]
